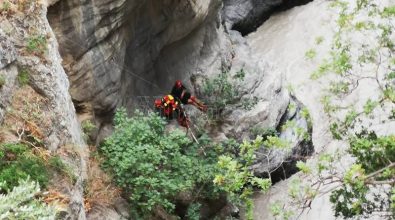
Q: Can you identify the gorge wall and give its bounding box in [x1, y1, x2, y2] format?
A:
[47, 0, 313, 144]
[0, 2, 86, 219]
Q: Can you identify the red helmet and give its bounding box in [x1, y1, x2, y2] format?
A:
[175, 80, 182, 88]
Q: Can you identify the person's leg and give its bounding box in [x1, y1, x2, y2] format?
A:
[177, 109, 189, 127]
[188, 96, 207, 112]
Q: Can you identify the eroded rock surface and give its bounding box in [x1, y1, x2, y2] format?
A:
[47, 0, 230, 141]
[0, 3, 86, 219]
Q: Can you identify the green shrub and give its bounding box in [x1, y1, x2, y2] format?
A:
[250, 126, 278, 139]
[186, 203, 201, 220]
[0, 75, 5, 88]
[315, 36, 324, 45]
[26, 35, 47, 55]
[201, 69, 258, 119]
[1, 1, 10, 12]
[17, 69, 29, 85]
[0, 143, 49, 191]
[305, 49, 317, 60]
[82, 120, 96, 134]
[81, 120, 96, 144]
[101, 109, 218, 217]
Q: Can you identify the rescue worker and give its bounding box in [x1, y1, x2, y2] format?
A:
[171, 80, 207, 112]
[154, 94, 189, 127]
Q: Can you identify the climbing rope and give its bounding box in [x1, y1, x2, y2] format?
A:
[180, 105, 207, 156]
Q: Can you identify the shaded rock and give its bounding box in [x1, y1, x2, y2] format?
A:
[251, 96, 314, 181]
[0, 29, 18, 124]
[222, 0, 313, 35]
[0, 29, 16, 69]
[87, 206, 122, 220]
[47, 0, 232, 142]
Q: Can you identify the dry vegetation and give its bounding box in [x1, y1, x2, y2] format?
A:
[85, 146, 121, 210]
[0, 0, 39, 16]
[2, 86, 52, 146]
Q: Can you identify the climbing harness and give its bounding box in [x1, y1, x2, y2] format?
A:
[154, 95, 207, 155]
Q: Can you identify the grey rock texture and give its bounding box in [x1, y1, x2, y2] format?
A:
[47, 0, 311, 154]
[220, 33, 289, 140]
[0, 30, 16, 70]
[87, 200, 129, 220]
[0, 30, 18, 124]
[251, 96, 313, 180]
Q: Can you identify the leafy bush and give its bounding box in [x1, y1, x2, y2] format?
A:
[186, 203, 201, 220]
[214, 136, 272, 220]
[0, 178, 56, 219]
[101, 109, 218, 217]
[250, 126, 278, 139]
[0, 143, 49, 191]
[202, 71, 241, 110]
[329, 133, 395, 218]
[315, 36, 324, 45]
[82, 120, 96, 134]
[201, 69, 258, 119]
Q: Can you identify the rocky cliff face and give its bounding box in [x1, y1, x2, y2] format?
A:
[47, 0, 230, 143]
[0, 2, 86, 219]
[47, 0, 313, 144]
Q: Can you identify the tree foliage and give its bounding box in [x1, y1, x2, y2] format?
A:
[214, 136, 272, 220]
[0, 179, 56, 219]
[296, 0, 395, 218]
[0, 143, 49, 191]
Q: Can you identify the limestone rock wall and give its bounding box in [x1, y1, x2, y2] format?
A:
[47, 0, 311, 145]
[0, 2, 86, 219]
